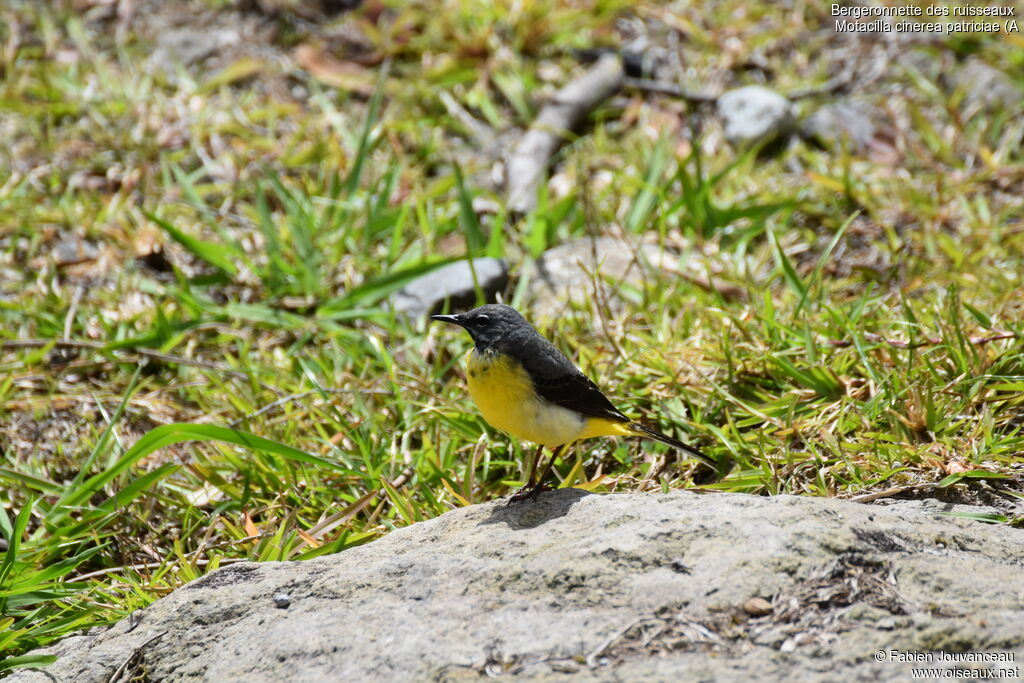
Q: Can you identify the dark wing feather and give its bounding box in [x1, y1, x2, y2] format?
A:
[513, 333, 629, 423]
[531, 370, 630, 423]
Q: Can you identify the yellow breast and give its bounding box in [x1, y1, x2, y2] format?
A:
[465, 350, 587, 447]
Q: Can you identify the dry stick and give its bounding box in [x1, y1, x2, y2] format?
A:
[785, 70, 854, 100]
[63, 285, 84, 339]
[847, 485, 923, 504]
[827, 331, 1016, 349]
[438, 90, 494, 150]
[107, 631, 168, 683]
[74, 537, 271, 582]
[506, 53, 624, 215]
[625, 59, 856, 104]
[1, 338, 252, 381]
[228, 387, 392, 427]
[297, 466, 416, 548]
[623, 77, 718, 103]
[784, 56, 862, 100]
[585, 617, 661, 668]
[660, 261, 747, 301]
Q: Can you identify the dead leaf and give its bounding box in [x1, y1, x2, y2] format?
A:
[294, 44, 374, 95]
[297, 529, 321, 548]
[243, 510, 259, 538]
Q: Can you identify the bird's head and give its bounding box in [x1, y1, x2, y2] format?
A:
[431, 304, 528, 353]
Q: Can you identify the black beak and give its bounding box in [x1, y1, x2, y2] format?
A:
[430, 314, 463, 326]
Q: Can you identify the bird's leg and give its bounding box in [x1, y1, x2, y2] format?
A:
[525, 443, 545, 487]
[533, 443, 568, 490]
[509, 443, 568, 504]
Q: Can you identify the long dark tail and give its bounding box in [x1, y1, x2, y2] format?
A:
[627, 422, 716, 469]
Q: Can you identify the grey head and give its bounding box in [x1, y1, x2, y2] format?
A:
[430, 304, 536, 354]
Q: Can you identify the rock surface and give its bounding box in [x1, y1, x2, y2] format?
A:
[801, 99, 879, 153]
[12, 491, 1024, 682]
[717, 86, 794, 148]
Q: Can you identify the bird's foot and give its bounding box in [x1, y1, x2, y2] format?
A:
[507, 483, 551, 505]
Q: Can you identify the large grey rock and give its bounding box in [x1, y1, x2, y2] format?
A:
[12, 491, 1024, 682]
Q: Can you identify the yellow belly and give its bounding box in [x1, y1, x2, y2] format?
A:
[465, 351, 588, 447]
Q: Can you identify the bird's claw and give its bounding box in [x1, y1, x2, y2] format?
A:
[507, 483, 552, 504]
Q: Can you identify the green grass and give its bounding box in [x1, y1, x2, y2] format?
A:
[2, 0, 1024, 670]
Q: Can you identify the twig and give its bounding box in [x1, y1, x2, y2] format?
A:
[228, 387, 392, 427]
[848, 485, 917, 504]
[625, 61, 855, 104]
[623, 77, 718, 103]
[785, 67, 856, 100]
[968, 331, 1018, 345]
[2, 338, 98, 351]
[660, 261, 746, 301]
[507, 54, 624, 215]
[438, 90, 495, 150]
[585, 617, 660, 667]
[828, 331, 1016, 349]
[1, 338, 252, 380]
[74, 546, 264, 582]
[296, 466, 416, 549]
[107, 630, 167, 683]
[63, 286, 84, 339]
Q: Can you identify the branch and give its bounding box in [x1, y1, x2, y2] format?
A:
[507, 53, 624, 215]
[827, 331, 1016, 349]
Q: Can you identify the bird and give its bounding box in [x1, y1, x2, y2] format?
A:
[431, 304, 716, 502]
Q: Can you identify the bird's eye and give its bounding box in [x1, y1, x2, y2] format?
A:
[475, 315, 490, 327]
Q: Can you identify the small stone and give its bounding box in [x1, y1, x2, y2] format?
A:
[52, 237, 99, 266]
[717, 85, 794, 147]
[273, 593, 291, 609]
[152, 27, 240, 70]
[945, 59, 1022, 113]
[471, 197, 501, 216]
[391, 258, 508, 319]
[800, 100, 878, 153]
[742, 597, 773, 616]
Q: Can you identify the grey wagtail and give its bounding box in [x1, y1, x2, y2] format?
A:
[432, 304, 715, 501]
